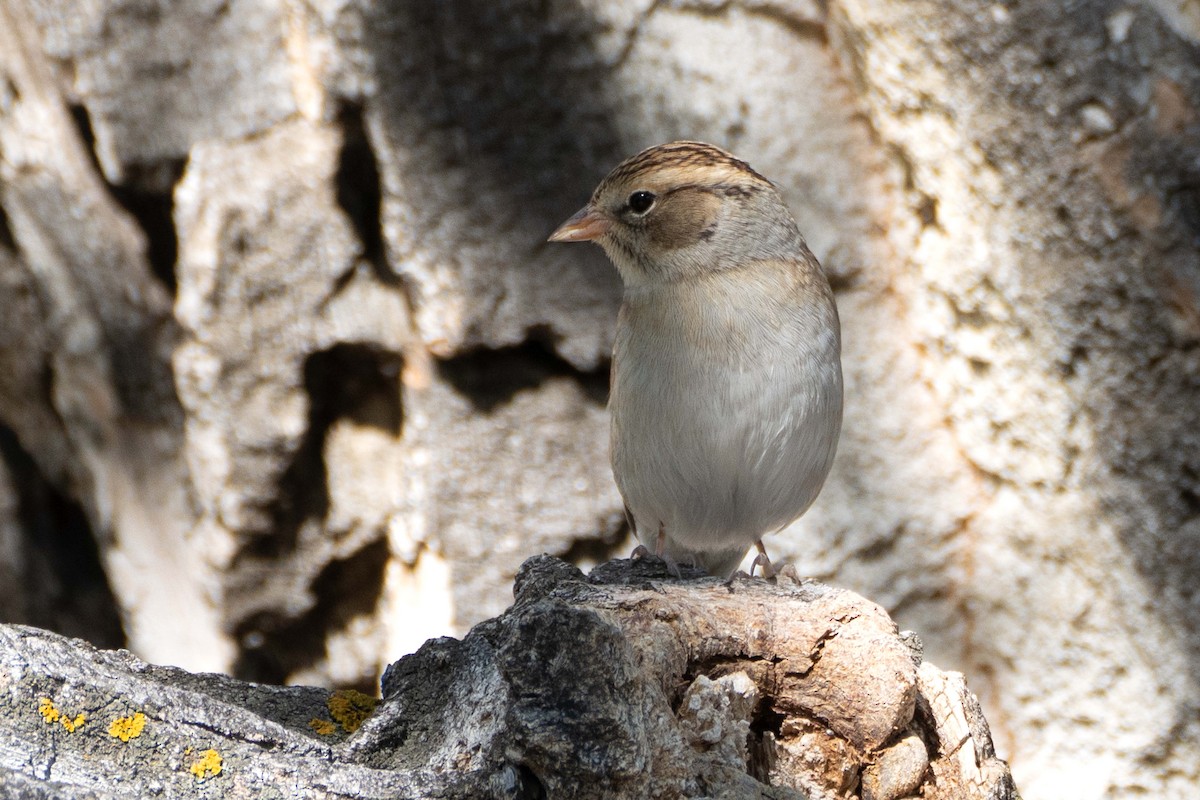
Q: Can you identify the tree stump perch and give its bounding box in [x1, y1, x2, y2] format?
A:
[0, 556, 1016, 799]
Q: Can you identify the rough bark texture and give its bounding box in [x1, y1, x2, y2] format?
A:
[0, 556, 1015, 800]
[0, 0, 1197, 798]
[0, 0, 229, 668]
[829, 3, 1200, 796]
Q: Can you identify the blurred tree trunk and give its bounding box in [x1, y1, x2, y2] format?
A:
[0, 0, 230, 666]
[0, 0, 1197, 798]
[828, 3, 1200, 797]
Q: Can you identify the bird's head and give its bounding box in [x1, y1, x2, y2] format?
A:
[549, 141, 803, 287]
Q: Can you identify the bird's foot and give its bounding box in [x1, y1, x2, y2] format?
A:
[774, 563, 803, 584]
[653, 523, 683, 578]
[750, 552, 777, 579]
[749, 539, 774, 579]
[724, 568, 753, 591]
[750, 540, 802, 582]
[751, 557, 803, 584]
[629, 542, 683, 579]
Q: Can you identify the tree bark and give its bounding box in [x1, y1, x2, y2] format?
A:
[0, 556, 1016, 800]
[0, 0, 229, 667]
[829, 3, 1200, 796]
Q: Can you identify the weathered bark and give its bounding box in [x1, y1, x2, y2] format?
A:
[0, 0, 1197, 797]
[0, 0, 228, 668]
[0, 556, 1015, 800]
[828, 3, 1200, 796]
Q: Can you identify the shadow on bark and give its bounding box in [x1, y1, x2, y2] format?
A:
[234, 536, 390, 689]
[907, 1, 1200, 693]
[0, 426, 124, 650]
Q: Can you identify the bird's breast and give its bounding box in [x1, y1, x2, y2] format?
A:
[610, 272, 842, 546]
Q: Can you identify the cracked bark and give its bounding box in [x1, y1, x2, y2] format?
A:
[0, 0, 224, 666]
[0, 556, 1016, 800]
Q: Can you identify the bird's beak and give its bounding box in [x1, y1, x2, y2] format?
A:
[548, 206, 611, 242]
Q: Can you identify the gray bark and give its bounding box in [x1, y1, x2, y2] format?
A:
[0, 0, 226, 666]
[0, 556, 1016, 799]
[830, 2, 1200, 795]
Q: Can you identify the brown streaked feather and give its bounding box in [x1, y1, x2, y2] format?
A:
[597, 141, 772, 198]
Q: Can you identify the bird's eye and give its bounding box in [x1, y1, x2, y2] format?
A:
[627, 190, 656, 215]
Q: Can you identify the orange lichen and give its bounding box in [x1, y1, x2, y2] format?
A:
[327, 689, 378, 733]
[189, 749, 223, 780]
[308, 717, 337, 736]
[108, 712, 147, 742]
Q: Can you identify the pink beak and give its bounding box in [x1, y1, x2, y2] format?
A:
[548, 206, 612, 242]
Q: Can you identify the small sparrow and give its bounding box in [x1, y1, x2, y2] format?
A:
[549, 141, 842, 577]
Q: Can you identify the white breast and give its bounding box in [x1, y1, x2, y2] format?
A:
[610, 267, 842, 558]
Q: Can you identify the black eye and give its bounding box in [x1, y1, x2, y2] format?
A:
[627, 190, 656, 214]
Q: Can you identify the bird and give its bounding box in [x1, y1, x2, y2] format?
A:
[548, 141, 843, 578]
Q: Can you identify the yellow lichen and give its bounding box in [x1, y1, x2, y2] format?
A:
[308, 717, 337, 736]
[39, 698, 84, 732]
[60, 713, 86, 733]
[189, 749, 222, 780]
[38, 698, 60, 724]
[326, 689, 378, 733]
[108, 712, 146, 742]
